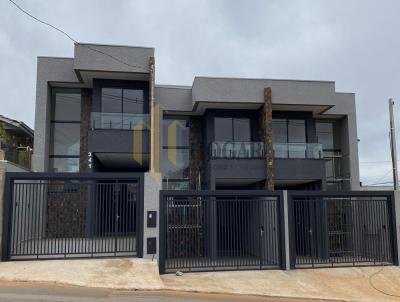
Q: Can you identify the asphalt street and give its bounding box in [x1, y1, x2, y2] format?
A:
[0, 282, 336, 302]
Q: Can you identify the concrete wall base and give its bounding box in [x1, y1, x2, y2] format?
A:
[143, 172, 161, 259]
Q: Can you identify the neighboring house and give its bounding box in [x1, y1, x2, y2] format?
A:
[0, 114, 33, 170]
[32, 43, 360, 192]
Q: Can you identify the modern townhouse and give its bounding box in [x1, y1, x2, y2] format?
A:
[1, 43, 397, 273]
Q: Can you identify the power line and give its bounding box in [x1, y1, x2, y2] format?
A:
[363, 169, 393, 186]
[7, 0, 149, 72]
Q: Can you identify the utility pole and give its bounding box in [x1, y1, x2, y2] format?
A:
[389, 98, 399, 190]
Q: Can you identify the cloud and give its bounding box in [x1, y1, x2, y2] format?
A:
[1, 0, 400, 183]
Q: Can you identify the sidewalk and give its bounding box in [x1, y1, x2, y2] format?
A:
[0, 259, 399, 302]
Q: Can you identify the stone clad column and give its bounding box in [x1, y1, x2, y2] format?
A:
[261, 87, 274, 190]
[80, 89, 92, 172]
[189, 116, 203, 190]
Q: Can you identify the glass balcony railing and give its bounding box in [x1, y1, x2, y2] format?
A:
[210, 141, 265, 159]
[273, 143, 323, 159]
[91, 112, 150, 130]
[210, 142, 323, 159]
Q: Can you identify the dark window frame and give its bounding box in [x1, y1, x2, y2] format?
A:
[272, 118, 307, 144]
[214, 117, 251, 142]
[94, 79, 149, 114]
[101, 87, 145, 114]
[49, 88, 82, 172]
[162, 116, 191, 189]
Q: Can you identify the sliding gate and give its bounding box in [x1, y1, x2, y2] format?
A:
[2, 173, 144, 260]
[289, 191, 397, 268]
[159, 191, 284, 273]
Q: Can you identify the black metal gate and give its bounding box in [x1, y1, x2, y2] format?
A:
[289, 191, 397, 268]
[2, 173, 144, 260]
[159, 191, 284, 273]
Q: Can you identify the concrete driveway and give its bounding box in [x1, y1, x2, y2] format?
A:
[0, 259, 399, 301]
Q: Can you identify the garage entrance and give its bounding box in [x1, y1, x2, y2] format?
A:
[2, 173, 143, 260]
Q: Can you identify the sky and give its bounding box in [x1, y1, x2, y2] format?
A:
[1, 0, 400, 185]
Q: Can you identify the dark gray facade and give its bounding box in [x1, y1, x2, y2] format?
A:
[32, 43, 360, 192]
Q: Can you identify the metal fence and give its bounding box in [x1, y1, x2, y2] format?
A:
[2, 173, 144, 260]
[289, 191, 397, 268]
[159, 191, 284, 273]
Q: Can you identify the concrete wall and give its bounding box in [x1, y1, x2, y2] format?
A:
[155, 86, 192, 112]
[88, 129, 150, 154]
[74, 44, 154, 74]
[192, 78, 337, 108]
[143, 172, 161, 258]
[32, 57, 80, 172]
[207, 159, 265, 189]
[274, 159, 326, 188]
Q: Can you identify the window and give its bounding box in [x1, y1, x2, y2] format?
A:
[272, 118, 306, 158]
[316, 122, 334, 150]
[288, 120, 306, 143]
[101, 88, 122, 113]
[214, 117, 251, 141]
[233, 118, 251, 141]
[50, 123, 80, 156]
[162, 118, 190, 190]
[52, 93, 81, 121]
[316, 120, 343, 191]
[101, 88, 145, 113]
[50, 90, 81, 172]
[50, 158, 80, 173]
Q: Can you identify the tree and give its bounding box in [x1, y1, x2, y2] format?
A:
[0, 122, 5, 140]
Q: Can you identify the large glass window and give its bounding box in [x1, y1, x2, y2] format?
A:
[272, 119, 287, 143]
[101, 88, 122, 113]
[50, 158, 80, 173]
[316, 122, 334, 150]
[53, 93, 81, 121]
[288, 120, 306, 143]
[214, 117, 251, 141]
[214, 118, 233, 141]
[272, 118, 306, 158]
[101, 88, 145, 114]
[316, 120, 343, 191]
[50, 90, 81, 172]
[50, 123, 80, 156]
[162, 118, 190, 190]
[123, 89, 144, 113]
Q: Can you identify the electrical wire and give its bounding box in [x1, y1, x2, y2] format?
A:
[363, 169, 393, 186]
[7, 0, 149, 72]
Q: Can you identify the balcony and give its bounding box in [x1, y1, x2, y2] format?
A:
[210, 141, 264, 159]
[91, 112, 150, 130]
[207, 141, 325, 188]
[88, 112, 150, 169]
[273, 143, 323, 159]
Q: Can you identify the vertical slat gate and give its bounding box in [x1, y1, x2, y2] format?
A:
[290, 192, 396, 268]
[2, 173, 143, 261]
[159, 191, 284, 273]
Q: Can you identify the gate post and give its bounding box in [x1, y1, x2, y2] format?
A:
[283, 190, 291, 270]
[392, 191, 400, 265]
[0, 164, 5, 260]
[143, 172, 161, 259]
